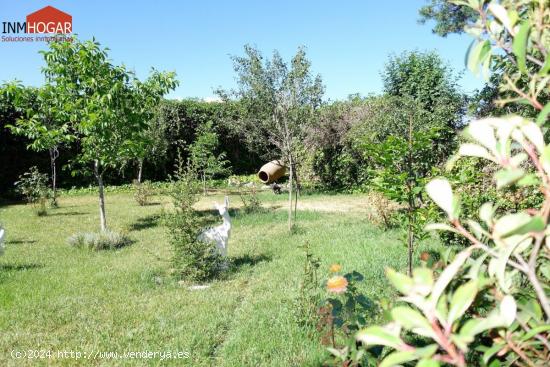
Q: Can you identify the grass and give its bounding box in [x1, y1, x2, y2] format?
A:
[0, 191, 441, 366]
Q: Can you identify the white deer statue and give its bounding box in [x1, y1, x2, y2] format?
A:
[0, 228, 5, 256]
[198, 196, 231, 257]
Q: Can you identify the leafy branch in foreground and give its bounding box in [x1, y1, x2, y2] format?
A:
[353, 1, 549, 366]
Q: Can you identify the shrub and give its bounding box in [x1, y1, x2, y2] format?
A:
[364, 191, 401, 229]
[164, 162, 225, 281]
[349, 1, 550, 363]
[293, 242, 321, 329]
[321, 267, 379, 366]
[14, 166, 51, 216]
[238, 185, 264, 214]
[133, 179, 153, 206]
[67, 230, 131, 250]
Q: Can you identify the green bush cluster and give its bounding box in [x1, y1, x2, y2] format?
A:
[164, 163, 225, 282]
[14, 166, 51, 216]
[67, 230, 132, 251]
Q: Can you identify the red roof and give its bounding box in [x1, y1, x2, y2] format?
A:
[27, 6, 72, 22]
[26, 6, 72, 34]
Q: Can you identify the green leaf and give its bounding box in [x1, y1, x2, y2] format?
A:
[391, 306, 435, 338]
[512, 21, 530, 74]
[429, 249, 472, 306]
[483, 342, 506, 365]
[413, 268, 434, 290]
[500, 295, 517, 325]
[386, 268, 414, 295]
[520, 325, 550, 342]
[479, 202, 495, 226]
[426, 178, 459, 220]
[536, 103, 550, 125]
[467, 40, 490, 75]
[379, 350, 417, 367]
[447, 280, 478, 325]
[424, 223, 459, 234]
[494, 168, 525, 189]
[356, 326, 403, 349]
[493, 213, 544, 238]
[539, 52, 550, 75]
[417, 359, 440, 367]
[458, 143, 494, 160]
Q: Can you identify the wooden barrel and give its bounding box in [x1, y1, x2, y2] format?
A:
[258, 160, 286, 183]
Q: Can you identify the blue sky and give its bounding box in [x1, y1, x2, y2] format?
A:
[0, 0, 485, 101]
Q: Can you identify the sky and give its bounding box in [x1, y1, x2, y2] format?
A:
[0, 0, 485, 101]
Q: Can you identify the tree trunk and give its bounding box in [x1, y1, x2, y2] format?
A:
[137, 159, 143, 183]
[407, 115, 414, 277]
[49, 147, 59, 207]
[288, 157, 294, 231]
[94, 160, 107, 232]
[407, 204, 414, 277]
[203, 173, 207, 196]
[293, 162, 298, 222]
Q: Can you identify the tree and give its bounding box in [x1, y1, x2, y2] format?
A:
[418, 0, 477, 37]
[354, 96, 440, 275]
[7, 84, 73, 206]
[217, 45, 324, 230]
[188, 120, 231, 195]
[131, 70, 178, 183]
[40, 38, 177, 231]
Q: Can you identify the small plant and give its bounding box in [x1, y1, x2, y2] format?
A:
[321, 267, 379, 366]
[164, 159, 225, 282]
[14, 166, 51, 216]
[238, 185, 264, 214]
[365, 191, 400, 229]
[133, 179, 153, 206]
[67, 230, 132, 250]
[294, 242, 321, 329]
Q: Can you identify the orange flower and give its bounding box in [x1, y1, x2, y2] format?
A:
[329, 263, 342, 273]
[327, 275, 348, 294]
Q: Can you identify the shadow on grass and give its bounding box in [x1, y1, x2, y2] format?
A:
[48, 211, 88, 217]
[6, 239, 37, 245]
[228, 254, 272, 274]
[0, 263, 44, 271]
[140, 202, 161, 206]
[128, 214, 161, 232]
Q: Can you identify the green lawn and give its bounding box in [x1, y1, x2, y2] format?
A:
[0, 191, 440, 366]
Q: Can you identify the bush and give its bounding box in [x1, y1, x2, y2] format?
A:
[238, 185, 264, 214]
[67, 230, 132, 250]
[133, 180, 153, 206]
[14, 166, 51, 215]
[364, 191, 401, 229]
[164, 162, 225, 281]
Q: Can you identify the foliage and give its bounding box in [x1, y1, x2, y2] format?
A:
[354, 2, 550, 366]
[164, 160, 225, 281]
[6, 83, 73, 206]
[418, 0, 478, 36]
[294, 242, 321, 329]
[461, 0, 549, 118]
[322, 268, 379, 366]
[355, 97, 442, 274]
[67, 230, 132, 250]
[306, 96, 371, 190]
[382, 50, 465, 147]
[365, 191, 401, 230]
[14, 166, 51, 216]
[133, 179, 154, 206]
[217, 45, 324, 230]
[188, 120, 231, 194]
[38, 38, 177, 231]
[238, 185, 264, 214]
